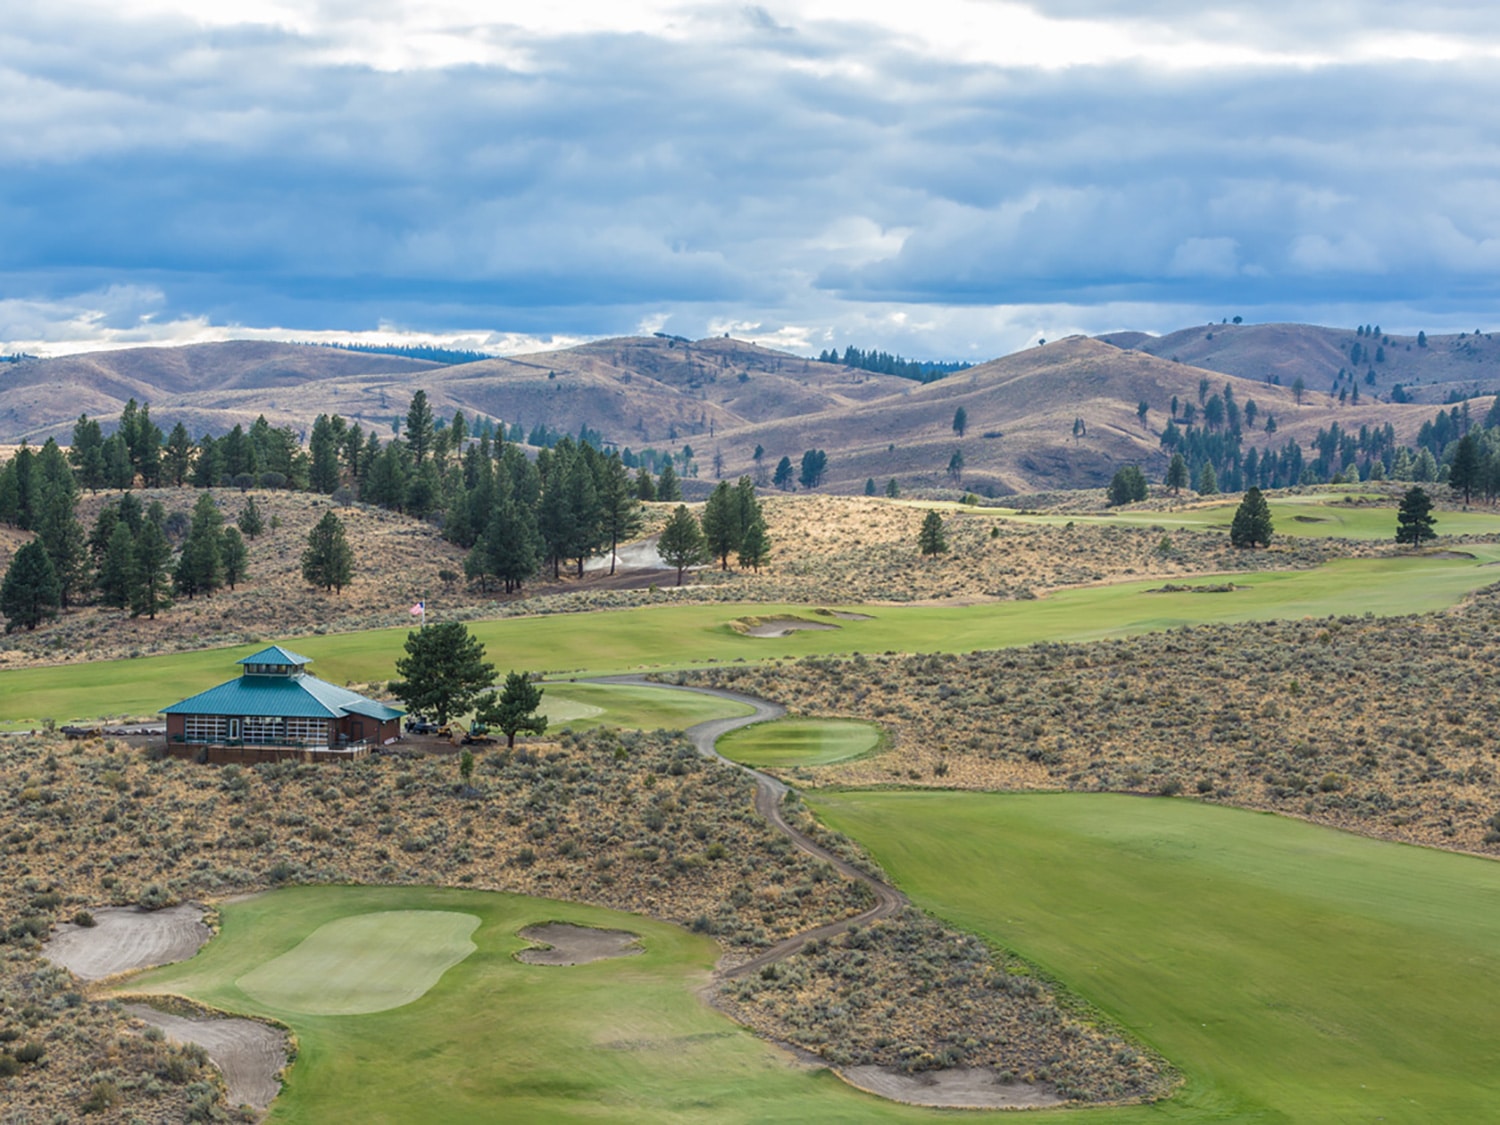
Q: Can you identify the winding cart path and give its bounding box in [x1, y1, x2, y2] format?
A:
[588, 676, 906, 977]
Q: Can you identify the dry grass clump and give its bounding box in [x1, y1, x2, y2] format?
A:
[718, 908, 1173, 1104]
[0, 728, 870, 1118]
[681, 587, 1500, 854]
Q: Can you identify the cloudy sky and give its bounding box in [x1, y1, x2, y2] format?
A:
[3, 1, 1499, 360]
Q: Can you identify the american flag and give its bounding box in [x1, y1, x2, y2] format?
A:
[409, 600, 424, 616]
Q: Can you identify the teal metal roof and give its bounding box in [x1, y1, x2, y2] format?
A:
[237, 645, 313, 667]
[162, 672, 403, 721]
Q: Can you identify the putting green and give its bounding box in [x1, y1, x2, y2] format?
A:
[126, 886, 940, 1123]
[539, 681, 755, 732]
[237, 910, 480, 1015]
[717, 718, 882, 767]
[812, 790, 1500, 1123]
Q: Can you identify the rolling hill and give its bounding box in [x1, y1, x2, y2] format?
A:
[1, 327, 1493, 495]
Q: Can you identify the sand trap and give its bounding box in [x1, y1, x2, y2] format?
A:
[839, 1065, 1066, 1110]
[44, 905, 211, 981]
[516, 923, 643, 965]
[125, 1004, 286, 1112]
[820, 610, 875, 621]
[735, 615, 841, 638]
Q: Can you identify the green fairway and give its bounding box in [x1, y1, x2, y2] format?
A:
[717, 718, 882, 767]
[995, 491, 1500, 540]
[811, 791, 1500, 1123]
[236, 910, 479, 1015]
[126, 885, 941, 1124]
[7, 548, 1500, 728]
[540, 681, 755, 732]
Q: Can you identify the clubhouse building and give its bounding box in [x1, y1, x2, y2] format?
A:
[161, 645, 403, 763]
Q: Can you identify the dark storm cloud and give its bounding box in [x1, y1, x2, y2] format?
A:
[1, 3, 1499, 353]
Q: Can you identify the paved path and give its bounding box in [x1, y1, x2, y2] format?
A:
[588, 676, 906, 978]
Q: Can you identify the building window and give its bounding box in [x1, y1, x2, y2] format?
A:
[242, 716, 286, 745]
[183, 716, 226, 744]
[285, 718, 328, 746]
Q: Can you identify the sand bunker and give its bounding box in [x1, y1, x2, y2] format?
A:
[839, 1065, 1066, 1110]
[734, 615, 841, 638]
[44, 905, 211, 981]
[126, 1004, 286, 1112]
[516, 923, 643, 965]
[819, 610, 875, 621]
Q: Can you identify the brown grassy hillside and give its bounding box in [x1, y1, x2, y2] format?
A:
[1107, 322, 1500, 404]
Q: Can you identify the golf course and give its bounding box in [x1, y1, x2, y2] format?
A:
[125, 885, 943, 1124]
[7, 548, 1500, 728]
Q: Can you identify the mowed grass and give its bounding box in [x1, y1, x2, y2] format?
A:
[126, 885, 939, 1124]
[6, 549, 1500, 728]
[994, 492, 1500, 540]
[539, 682, 755, 732]
[235, 910, 480, 1015]
[811, 791, 1500, 1123]
[717, 718, 883, 768]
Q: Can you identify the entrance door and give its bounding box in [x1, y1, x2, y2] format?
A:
[227, 718, 241, 742]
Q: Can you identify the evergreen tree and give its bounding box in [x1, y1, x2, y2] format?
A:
[300, 510, 355, 592]
[190, 434, 221, 489]
[1449, 433, 1482, 505]
[1107, 465, 1148, 506]
[656, 459, 682, 501]
[238, 496, 265, 539]
[309, 413, 343, 494]
[918, 510, 947, 556]
[220, 526, 248, 589]
[657, 504, 708, 586]
[97, 520, 136, 608]
[164, 422, 194, 486]
[129, 517, 173, 620]
[486, 490, 541, 593]
[772, 456, 795, 491]
[798, 449, 828, 489]
[738, 515, 771, 573]
[405, 390, 436, 465]
[475, 670, 548, 749]
[635, 466, 657, 501]
[1166, 452, 1189, 494]
[598, 454, 643, 576]
[885, 478, 900, 498]
[69, 415, 106, 492]
[390, 620, 497, 727]
[0, 540, 61, 632]
[701, 480, 744, 569]
[864, 477, 877, 496]
[33, 443, 89, 607]
[175, 492, 224, 599]
[1198, 462, 1219, 495]
[562, 447, 605, 576]
[1395, 486, 1437, 545]
[952, 406, 968, 437]
[1229, 487, 1274, 548]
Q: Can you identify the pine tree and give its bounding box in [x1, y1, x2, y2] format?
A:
[885, 478, 900, 498]
[1198, 462, 1219, 495]
[952, 406, 968, 437]
[1395, 486, 1437, 545]
[738, 516, 771, 572]
[0, 540, 61, 632]
[97, 520, 136, 608]
[1166, 453, 1189, 494]
[772, 456, 794, 491]
[238, 496, 265, 539]
[864, 477, 877, 496]
[657, 505, 707, 586]
[405, 390, 435, 465]
[164, 422, 194, 486]
[1449, 433, 1482, 506]
[918, 510, 947, 556]
[635, 466, 657, 501]
[475, 670, 548, 749]
[701, 480, 743, 569]
[597, 455, 643, 575]
[1229, 487, 1274, 548]
[69, 415, 106, 492]
[129, 517, 173, 620]
[300, 510, 355, 592]
[656, 460, 682, 502]
[220, 527, 248, 589]
[175, 493, 224, 599]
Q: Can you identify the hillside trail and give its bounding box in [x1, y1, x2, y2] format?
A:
[586, 676, 906, 978]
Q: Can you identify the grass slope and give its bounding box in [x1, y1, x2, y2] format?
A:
[717, 719, 882, 768]
[811, 791, 1500, 1123]
[5, 550, 1499, 728]
[539, 682, 754, 732]
[128, 885, 935, 1124]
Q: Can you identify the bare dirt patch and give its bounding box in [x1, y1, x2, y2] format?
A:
[516, 922, 643, 965]
[840, 1065, 1066, 1110]
[124, 1004, 287, 1113]
[44, 905, 211, 981]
